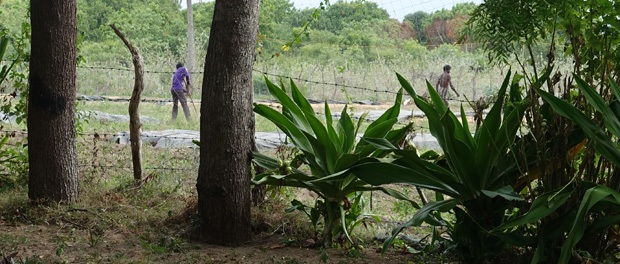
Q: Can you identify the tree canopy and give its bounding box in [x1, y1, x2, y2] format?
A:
[0, 0, 481, 65]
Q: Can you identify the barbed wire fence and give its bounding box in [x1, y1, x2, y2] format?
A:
[2, 59, 502, 178]
[77, 61, 505, 104]
[1, 113, 434, 177]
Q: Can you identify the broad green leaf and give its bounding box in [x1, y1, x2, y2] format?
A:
[492, 186, 574, 231]
[483, 99, 528, 188]
[286, 199, 310, 214]
[382, 199, 459, 253]
[0, 37, 8, 59]
[338, 106, 356, 153]
[360, 137, 397, 150]
[304, 112, 339, 172]
[0, 37, 17, 85]
[537, 88, 620, 166]
[396, 73, 416, 97]
[362, 117, 398, 138]
[303, 131, 330, 176]
[334, 153, 360, 172]
[252, 151, 280, 171]
[560, 185, 620, 263]
[365, 89, 403, 133]
[354, 186, 419, 208]
[587, 214, 620, 235]
[574, 74, 620, 136]
[354, 118, 398, 156]
[310, 207, 320, 226]
[340, 206, 353, 244]
[476, 69, 512, 141]
[324, 102, 342, 152]
[254, 104, 312, 153]
[391, 150, 468, 195]
[354, 111, 368, 136]
[425, 80, 448, 114]
[437, 112, 478, 193]
[419, 150, 441, 160]
[340, 174, 358, 191]
[610, 78, 620, 103]
[481, 185, 523, 201]
[409, 85, 443, 140]
[459, 105, 472, 143]
[610, 101, 620, 123]
[348, 162, 462, 197]
[264, 77, 312, 133]
[290, 79, 315, 115]
[372, 123, 414, 158]
[473, 70, 512, 182]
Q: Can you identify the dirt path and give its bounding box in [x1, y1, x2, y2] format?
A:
[0, 222, 423, 263]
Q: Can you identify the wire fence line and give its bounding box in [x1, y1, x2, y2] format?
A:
[77, 64, 505, 103]
[75, 69, 471, 105]
[1, 120, 433, 142]
[78, 64, 400, 95]
[80, 164, 195, 172]
[1, 121, 435, 174]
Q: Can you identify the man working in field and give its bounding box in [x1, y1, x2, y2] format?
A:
[435, 64, 459, 105]
[171, 62, 192, 122]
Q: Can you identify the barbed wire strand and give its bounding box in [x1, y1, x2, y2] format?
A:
[76, 65, 473, 104]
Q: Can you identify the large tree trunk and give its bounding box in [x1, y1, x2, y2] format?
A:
[186, 0, 195, 72]
[197, 0, 259, 245]
[28, 0, 79, 203]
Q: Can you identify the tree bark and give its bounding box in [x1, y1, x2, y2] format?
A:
[28, 0, 79, 203]
[186, 0, 196, 73]
[197, 0, 259, 245]
[110, 24, 144, 183]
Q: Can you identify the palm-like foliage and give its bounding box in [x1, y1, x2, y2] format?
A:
[252, 77, 413, 247]
[326, 70, 531, 262]
[533, 75, 620, 263]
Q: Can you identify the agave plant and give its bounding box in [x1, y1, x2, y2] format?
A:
[324, 70, 534, 262]
[252, 77, 414, 247]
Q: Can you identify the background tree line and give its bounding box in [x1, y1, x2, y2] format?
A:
[1, 0, 479, 67]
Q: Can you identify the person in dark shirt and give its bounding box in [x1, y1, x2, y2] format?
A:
[171, 62, 191, 121]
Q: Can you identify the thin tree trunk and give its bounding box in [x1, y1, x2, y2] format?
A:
[186, 0, 196, 73]
[197, 0, 259, 245]
[28, 0, 79, 203]
[110, 24, 144, 183]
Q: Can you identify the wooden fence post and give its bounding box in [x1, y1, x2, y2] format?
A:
[110, 24, 144, 183]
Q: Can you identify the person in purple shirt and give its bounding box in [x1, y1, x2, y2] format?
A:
[171, 62, 191, 121]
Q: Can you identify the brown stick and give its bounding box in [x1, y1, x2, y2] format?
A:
[110, 24, 144, 183]
[185, 82, 198, 114]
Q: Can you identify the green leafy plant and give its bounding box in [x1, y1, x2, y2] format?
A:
[0, 32, 28, 190]
[331, 70, 532, 262]
[252, 76, 414, 247]
[0, 35, 17, 86]
[530, 75, 620, 263]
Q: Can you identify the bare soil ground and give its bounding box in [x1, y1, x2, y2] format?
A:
[0, 223, 421, 264]
[0, 194, 437, 264]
